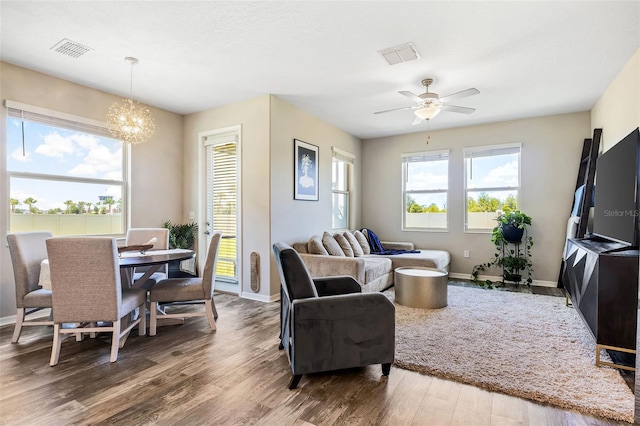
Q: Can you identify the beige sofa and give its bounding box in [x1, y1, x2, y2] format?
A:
[292, 231, 450, 293]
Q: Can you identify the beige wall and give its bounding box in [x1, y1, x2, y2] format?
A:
[591, 47, 640, 152]
[0, 62, 184, 319]
[269, 95, 362, 295]
[361, 112, 591, 284]
[182, 95, 272, 301]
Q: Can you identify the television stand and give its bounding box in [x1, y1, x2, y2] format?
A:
[563, 237, 639, 371]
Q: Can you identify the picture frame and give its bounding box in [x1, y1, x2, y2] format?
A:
[294, 139, 319, 201]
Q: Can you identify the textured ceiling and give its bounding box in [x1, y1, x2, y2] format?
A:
[1, 1, 638, 139]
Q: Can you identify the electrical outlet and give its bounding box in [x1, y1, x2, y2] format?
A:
[189, 211, 195, 220]
[464, 250, 470, 258]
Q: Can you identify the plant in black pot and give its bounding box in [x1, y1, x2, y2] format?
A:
[471, 210, 534, 288]
[164, 220, 198, 277]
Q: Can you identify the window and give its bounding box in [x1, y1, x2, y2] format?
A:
[464, 143, 521, 231]
[402, 150, 449, 230]
[332, 147, 354, 230]
[205, 133, 239, 286]
[6, 101, 128, 236]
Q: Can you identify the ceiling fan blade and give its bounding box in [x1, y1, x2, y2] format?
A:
[399, 90, 424, 103]
[440, 104, 476, 114]
[374, 105, 420, 115]
[439, 88, 479, 103]
[411, 116, 423, 126]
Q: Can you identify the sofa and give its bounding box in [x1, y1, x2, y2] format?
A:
[292, 230, 450, 293]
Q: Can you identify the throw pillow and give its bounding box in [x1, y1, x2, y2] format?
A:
[344, 231, 364, 257]
[308, 235, 329, 255]
[353, 230, 371, 255]
[334, 233, 354, 257]
[322, 231, 345, 256]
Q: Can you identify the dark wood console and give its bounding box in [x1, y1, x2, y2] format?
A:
[563, 237, 639, 370]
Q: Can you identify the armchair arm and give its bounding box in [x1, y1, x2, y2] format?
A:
[289, 293, 395, 375]
[298, 253, 366, 284]
[313, 276, 362, 296]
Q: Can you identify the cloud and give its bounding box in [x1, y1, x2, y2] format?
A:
[35, 132, 75, 157]
[68, 145, 122, 178]
[482, 160, 518, 186]
[10, 148, 31, 162]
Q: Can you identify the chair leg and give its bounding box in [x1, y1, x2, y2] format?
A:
[288, 374, 302, 390]
[150, 301, 157, 336]
[11, 308, 25, 343]
[382, 363, 391, 376]
[138, 304, 146, 336]
[50, 324, 62, 366]
[212, 297, 219, 320]
[204, 300, 217, 331]
[110, 320, 120, 362]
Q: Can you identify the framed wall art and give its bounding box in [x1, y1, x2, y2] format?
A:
[294, 139, 319, 201]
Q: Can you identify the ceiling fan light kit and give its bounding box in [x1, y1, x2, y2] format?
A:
[375, 77, 479, 125]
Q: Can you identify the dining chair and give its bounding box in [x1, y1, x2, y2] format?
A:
[6, 231, 54, 343]
[125, 228, 170, 289]
[46, 237, 147, 366]
[149, 231, 222, 335]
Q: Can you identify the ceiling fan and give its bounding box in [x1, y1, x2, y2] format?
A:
[375, 78, 479, 125]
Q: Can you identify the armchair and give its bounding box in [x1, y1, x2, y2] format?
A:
[273, 242, 395, 389]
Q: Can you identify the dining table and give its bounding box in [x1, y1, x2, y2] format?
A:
[38, 248, 195, 290]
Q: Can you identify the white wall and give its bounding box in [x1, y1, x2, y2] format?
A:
[269, 95, 362, 295]
[0, 62, 184, 319]
[591, 47, 640, 152]
[361, 112, 591, 284]
[182, 95, 272, 301]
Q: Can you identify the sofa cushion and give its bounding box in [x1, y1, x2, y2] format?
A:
[344, 232, 364, 257]
[308, 235, 328, 255]
[363, 257, 392, 284]
[334, 233, 354, 257]
[353, 230, 370, 255]
[322, 232, 345, 256]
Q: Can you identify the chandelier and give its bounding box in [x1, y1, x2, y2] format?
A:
[106, 57, 155, 145]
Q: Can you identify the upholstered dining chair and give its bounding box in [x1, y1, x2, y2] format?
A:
[125, 227, 170, 289]
[46, 237, 147, 366]
[6, 231, 54, 343]
[148, 231, 222, 336]
[273, 242, 395, 389]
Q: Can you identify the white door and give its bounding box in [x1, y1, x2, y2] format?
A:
[203, 131, 240, 294]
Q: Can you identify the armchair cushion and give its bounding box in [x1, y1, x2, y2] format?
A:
[313, 276, 362, 296]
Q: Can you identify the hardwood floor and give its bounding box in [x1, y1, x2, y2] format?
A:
[0, 293, 631, 425]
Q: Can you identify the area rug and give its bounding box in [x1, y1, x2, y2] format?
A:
[386, 285, 634, 422]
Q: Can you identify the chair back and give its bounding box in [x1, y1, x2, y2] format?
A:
[273, 242, 317, 301]
[126, 228, 170, 274]
[7, 231, 53, 307]
[46, 237, 122, 323]
[201, 231, 223, 298]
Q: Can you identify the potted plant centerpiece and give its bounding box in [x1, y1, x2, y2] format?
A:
[164, 220, 198, 277]
[472, 210, 534, 288]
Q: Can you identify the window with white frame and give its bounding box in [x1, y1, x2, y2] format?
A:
[464, 143, 521, 231]
[402, 150, 449, 230]
[6, 101, 128, 236]
[332, 147, 354, 230]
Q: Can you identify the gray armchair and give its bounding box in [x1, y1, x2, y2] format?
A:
[273, 242, 395, 389]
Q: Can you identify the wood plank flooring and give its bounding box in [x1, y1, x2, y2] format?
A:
[0, 293, 631, 425]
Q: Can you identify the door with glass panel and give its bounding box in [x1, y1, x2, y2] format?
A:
[204, 133, 239, 293]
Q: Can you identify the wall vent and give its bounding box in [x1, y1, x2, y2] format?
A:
[50, 38, 93, 58]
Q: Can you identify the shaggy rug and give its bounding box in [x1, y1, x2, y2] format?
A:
[386, 285, 634, 423]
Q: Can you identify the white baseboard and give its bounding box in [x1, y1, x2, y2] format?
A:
[448, 272, 557, 288]
[0, 309, 51, 327]
[240, 291, 279, 303]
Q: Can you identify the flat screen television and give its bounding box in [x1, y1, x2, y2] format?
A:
[592, 127, 640, 247]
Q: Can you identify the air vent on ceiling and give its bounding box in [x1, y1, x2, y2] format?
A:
[378, 42, 420, 65]
[50, 38, 93, 58]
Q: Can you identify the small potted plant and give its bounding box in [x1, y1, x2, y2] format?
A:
[472, 210, 534, 288]
[164, 220, 198, 277]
